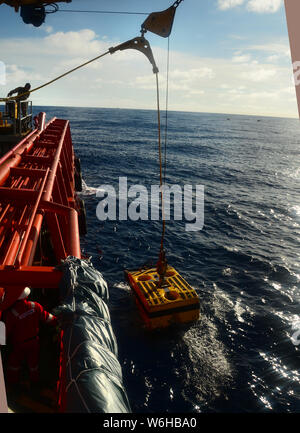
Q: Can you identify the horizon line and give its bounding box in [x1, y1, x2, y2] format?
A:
[30, 104, 300, 121]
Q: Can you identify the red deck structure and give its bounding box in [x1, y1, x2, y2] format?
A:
[0, 114, 81, 311]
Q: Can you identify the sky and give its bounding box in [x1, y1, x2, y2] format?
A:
[0, 0, 298, 118]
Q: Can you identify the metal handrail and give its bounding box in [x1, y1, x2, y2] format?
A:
[0, 100, 32, 135]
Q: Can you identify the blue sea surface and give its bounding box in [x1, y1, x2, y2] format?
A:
[35, 106, 300, 413]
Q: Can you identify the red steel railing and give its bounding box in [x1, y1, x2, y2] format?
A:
[0, 115, 81, 310]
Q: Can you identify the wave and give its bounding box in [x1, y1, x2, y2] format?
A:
[79, 179, 100, 196]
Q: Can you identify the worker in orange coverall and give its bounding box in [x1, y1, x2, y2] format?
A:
[2, 287, 57, 385]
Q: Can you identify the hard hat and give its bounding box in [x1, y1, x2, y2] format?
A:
[18, 287, 31, 300]
[25, 83, 31, 90]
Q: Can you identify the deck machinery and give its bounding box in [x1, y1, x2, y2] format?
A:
[0, 100, 33, 156]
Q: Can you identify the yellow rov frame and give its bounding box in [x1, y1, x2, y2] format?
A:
[125, 265, 200, 330]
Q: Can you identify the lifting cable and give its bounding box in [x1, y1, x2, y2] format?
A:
[164, 37, 170, 184]
[158, 36, 171, 255]
[57, 9, 149, 16]
[155, 72, 166, 257]
[155, 35, 171, 284]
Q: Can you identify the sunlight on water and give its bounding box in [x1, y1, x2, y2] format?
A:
[290, 205, 300, 216]
[144, 377, 153, 406]
[264, 276, 298, 303]
[259, 396, 273, 411]
[222, 267, 233, 276]
[234, 299, 246, 324]
[211, 284, 234, 318]
[287, 168, 300, 180]
[259, 352, 300, 384]
[113, 281, 132, 292]
[181, 320, 232, 407]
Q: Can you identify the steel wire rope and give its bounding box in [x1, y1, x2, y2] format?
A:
[158, 37, 171, 256]
[155, 72, 166, 255]
[57, 9, 149, 15]
[163, 36, 170, 185]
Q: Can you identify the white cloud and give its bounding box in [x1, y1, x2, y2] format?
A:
[230, 34, 248, 40]
[241, 67, 277, 82]
[6, 63, 43, 84]
[44, 25, 53, 34]
[218, 0, 244, 10]
[135, 67, 214, 94]
[267, 54, 280, 62]
[247, 42, 290, 57]
[247, 0, 283, 13]
[218, 0, 283, 13]
[43, 29, 110, 57]
[232, 54, 251, 63]
[0, 29, 297, 118]
[0, 61, 5, 85]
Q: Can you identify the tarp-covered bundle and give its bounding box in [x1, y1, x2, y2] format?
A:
[54, 256, 131, 413]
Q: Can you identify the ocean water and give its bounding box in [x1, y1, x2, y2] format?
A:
[35, 106, 300, 413]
